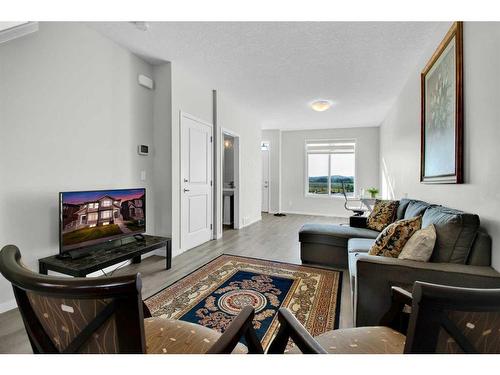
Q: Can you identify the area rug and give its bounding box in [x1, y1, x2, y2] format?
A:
[145, 255, 342, 350]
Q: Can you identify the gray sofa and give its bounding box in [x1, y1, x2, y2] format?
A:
[299, 198, 500, 327]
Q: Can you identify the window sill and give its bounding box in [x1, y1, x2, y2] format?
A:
[304, 193, 356, 200]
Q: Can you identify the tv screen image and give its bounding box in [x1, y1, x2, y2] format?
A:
[60, 188, 146, 252]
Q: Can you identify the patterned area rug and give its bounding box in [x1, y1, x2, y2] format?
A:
[145, 255, 342, 350]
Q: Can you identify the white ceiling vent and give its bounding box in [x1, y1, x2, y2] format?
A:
[0, 22, 38, 45]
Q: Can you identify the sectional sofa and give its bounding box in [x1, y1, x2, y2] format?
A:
[299, 198, 500, 327]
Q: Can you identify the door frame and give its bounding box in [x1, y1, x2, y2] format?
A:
[179, 111, 214, 252]
[220, 127, 241, 233]
[261, 140, 271, 213]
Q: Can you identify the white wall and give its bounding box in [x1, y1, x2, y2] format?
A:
[380, 22, 500, 271]
[281, 127, 380, 217]
[170, 64, 263, 255]
[262, 129, 281, 214]
[152, 63, 172, 238]
[169, 63, 213, 256]
[0, 23, 157, 310]
[217, 93, 262, 229]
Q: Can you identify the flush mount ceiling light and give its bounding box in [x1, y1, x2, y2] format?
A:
[310, 100, 332, 112]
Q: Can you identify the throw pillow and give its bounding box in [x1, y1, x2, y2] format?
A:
[398, 224, 437, 262]
[366, 199, 399, 231]
[368, 216, 422, 258]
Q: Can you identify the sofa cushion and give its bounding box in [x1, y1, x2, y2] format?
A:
[348, 239, 375, 280]
[366, 200, 399, 231]
[467, 229, 492, 266]
[422, 206, 480, 264]
[369, 216, 422, 258]
[398, 224, 436, 262]
[299, 224, 379, 248]
[348, 238, 375, 253]
[403, 199, 431, 219]
[396, 198, 411, 220]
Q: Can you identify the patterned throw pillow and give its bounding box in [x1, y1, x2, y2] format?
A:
[366, 200, 399, 231]
[398, 224, 437, 262]
[368, 216, 422, 258]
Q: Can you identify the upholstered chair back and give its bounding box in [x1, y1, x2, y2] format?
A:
[405, 282, 500, 353]
[0, 245, 146, 353]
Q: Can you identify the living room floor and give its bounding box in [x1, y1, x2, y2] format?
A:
[0, 213, 351, 354]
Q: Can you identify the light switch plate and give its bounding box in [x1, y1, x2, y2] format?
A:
[140, 171, 146, 181]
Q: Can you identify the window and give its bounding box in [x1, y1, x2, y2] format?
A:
[102, 200, 112, 207]
[101, 210, 112, 219]
[306, 140, 356, 197]
[88, 213, 98, 221]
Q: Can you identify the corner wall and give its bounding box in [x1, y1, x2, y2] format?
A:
[0, 23, 157, 310]
[379, 22, 500, 271]
[281, 127, 380, 217]
[170, 65, 263, 255]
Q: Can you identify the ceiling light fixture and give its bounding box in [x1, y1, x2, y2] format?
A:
[310, 100, 332, 112]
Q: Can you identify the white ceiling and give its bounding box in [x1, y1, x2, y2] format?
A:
[90, 22, 449, 130]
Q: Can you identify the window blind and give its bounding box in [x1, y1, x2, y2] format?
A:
[305, 140, 355, 154]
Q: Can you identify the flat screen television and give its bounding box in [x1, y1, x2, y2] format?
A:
[59, 188, 146, 253]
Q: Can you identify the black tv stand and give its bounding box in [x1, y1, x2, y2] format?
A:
[39, 235, 171, 277]
[133, 233, 146, 242]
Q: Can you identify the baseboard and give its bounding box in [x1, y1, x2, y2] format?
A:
[281, 210, 349, 219]
[0, 299, 17, 314]
[241, 216, 262, 228]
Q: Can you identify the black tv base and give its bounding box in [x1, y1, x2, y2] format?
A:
[38, 235, 171, 277]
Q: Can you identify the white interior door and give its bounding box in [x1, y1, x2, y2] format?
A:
[261, 148, 270, 212]
[181, 114, 213, 251]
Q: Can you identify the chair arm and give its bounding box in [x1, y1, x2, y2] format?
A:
[206, 306, 263, 354]
[379, 286, 413, 330]
[142, 301, 152, 318]
[391, 286, 412, 306]
[267, 308, 327, 354]
[354, 254, 500, 327]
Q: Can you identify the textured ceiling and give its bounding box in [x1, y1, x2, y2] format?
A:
[89, 22, 450, 130]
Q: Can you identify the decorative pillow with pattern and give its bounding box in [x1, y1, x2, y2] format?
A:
[368, 216, 422, 258]
[366, 200, 399, 231]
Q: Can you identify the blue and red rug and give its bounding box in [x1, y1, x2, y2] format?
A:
[145, 255, 342, 350]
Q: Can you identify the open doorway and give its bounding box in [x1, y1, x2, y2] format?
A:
[222, 130, 240, 233]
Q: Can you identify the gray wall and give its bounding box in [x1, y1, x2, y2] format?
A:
[380, 22, 500, 271]
[0, 23, 156, 310]
[281, 127, 380, 217]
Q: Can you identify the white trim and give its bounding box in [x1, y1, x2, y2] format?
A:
[220, 127, 241, 232]
[0, 22, 38, 44]
[304, 138, 357, 198]
[179, 111, 214, 252]
[0, 299, 17, 313]
[240, 215, 262, 228]
[281, 210, 350, 219]
[265, 124, 381, 132]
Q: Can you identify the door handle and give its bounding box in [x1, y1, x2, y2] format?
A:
[183, 188, 190, 193]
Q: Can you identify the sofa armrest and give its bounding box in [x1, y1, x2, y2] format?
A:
[354, 254, 500, 327]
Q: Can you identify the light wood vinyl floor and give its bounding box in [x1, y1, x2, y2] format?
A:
[0, 213, 351, 354]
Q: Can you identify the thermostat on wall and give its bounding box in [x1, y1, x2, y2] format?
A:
[138, 145, 149, 155]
